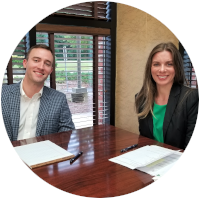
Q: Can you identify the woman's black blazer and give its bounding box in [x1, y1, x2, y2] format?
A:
[138, 83, 199, 149]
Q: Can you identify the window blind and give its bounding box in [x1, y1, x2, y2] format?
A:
[54, 2, 108, 20]
[4, 37, 27, 84]
[183, 50, 197, 88]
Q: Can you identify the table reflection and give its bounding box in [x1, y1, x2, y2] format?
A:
[12, 125, 180, 197]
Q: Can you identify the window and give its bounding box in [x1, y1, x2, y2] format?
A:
[179, 42, 198, 88]
[5, 37, 26, 85]
[183, 50, 197, 88]
[4, 2, 116, 128]
[36, 32, 110, 129]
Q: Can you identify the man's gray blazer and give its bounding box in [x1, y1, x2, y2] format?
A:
[1, 82, 75, 141]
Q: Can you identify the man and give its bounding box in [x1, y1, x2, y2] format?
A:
[1, 44, 75, 141]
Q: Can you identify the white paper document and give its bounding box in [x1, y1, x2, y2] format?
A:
[14, 140, 74, 168]
[136, 151, 182, 176]
[109, 145, 182, 174]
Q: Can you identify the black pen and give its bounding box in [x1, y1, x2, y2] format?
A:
[70, 151, 83, 163]
[120, 144, 138, 152]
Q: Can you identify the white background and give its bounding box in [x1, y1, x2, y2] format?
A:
[0, 0, 199, 199]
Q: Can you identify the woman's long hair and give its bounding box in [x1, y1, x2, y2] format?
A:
[135, 42, 186, 119]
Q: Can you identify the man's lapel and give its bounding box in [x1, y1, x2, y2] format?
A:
[36, 87, 50, 136]
[9, 83, 21, 139]
[163, 84, 181, 139]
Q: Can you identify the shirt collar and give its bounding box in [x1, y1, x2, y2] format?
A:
[20, 79, 43, 98]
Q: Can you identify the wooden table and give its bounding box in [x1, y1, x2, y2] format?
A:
[12, 125, 180, 197]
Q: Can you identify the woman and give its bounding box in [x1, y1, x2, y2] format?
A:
[135, 42, 198, 149]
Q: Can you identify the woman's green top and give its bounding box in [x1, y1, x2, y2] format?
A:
[152, 102, 167, 143]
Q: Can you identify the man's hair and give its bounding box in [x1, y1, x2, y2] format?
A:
[26, 44, 54, 61]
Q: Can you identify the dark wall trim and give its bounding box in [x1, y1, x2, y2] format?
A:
[179, 42, 184, 58]
[110, 2, 117, 126]
[36, 24, 110, 35]
[7, 57, 13, 84]
[49, 33, 56, 89]
[40, 15, 112, 29]
[93, 36, 99, 125]
[29, 26, 37, 48]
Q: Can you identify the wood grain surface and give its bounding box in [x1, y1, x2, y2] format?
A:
[12, 125, 181, 197]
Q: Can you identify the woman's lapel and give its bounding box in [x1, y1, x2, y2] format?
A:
[163, 84, 181, 139]
[147, 112, 154, 139]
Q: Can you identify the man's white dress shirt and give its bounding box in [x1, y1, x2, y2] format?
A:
[17, 80, 43, 140]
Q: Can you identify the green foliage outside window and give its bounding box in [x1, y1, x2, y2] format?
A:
[56, 71, 93, 85]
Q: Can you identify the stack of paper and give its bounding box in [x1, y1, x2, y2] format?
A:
[14, 140, 74, 168]
[109, 145, 182, 177]
[136, 151, 182, 176]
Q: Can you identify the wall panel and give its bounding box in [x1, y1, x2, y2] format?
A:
[115, 4, 178, 134]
